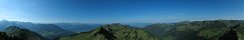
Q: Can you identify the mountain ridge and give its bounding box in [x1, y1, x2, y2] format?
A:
[58, 23, 159, 40]
[144, 20, 244, 40]
[3, 26, 47, 40]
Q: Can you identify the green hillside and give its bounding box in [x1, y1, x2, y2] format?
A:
[58, 23, 159, 40]
[144, 20, 244, 40]
[3, 26, 47, 40]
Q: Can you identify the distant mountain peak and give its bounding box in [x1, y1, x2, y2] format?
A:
[1, 19, 8, 21]
[0, 19, 9, 22]
[6, 26, 21, 29]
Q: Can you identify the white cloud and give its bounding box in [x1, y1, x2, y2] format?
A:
[0, 16, 2, 18]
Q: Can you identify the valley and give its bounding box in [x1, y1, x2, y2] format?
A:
[0, 20, 243, 40]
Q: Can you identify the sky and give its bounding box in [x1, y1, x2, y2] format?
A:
[0, 0, 244, 23]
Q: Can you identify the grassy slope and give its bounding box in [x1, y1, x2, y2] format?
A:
[59, 23, 159, 40]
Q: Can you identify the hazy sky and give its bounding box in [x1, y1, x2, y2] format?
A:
[0, 0, 243, 23]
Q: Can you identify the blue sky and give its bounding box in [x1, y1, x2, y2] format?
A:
[0, 0, 243, 23]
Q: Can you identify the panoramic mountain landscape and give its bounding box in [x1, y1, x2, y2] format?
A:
[0, 0, 243, 40]
[1, 20, 244, 40]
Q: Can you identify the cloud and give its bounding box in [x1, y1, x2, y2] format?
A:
[0, 16, 2, 18]
[0, 16, 4, 20]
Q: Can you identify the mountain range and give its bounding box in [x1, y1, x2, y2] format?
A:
[2, 26, 47, 40]
[54, 23, 101, 33]
[1, 20, 244, 40]
[58, 23, 159, 40]
[144, 20, 244, 40]
[0, 20, 102, 40]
